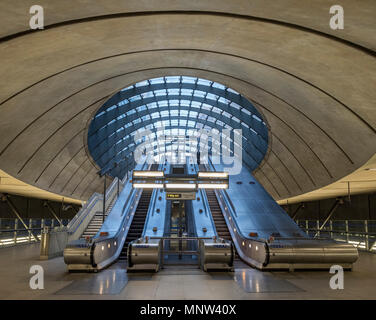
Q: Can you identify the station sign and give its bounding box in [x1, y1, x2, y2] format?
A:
[166, 192, 196, 200]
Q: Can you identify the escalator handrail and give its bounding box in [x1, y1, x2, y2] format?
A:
[205, 158, 237, 216]
[204, 159, 264, 242]
[92, 162, 151, 245]
[192, 163, 219, 237]
[93, 187, 139, 244]
[141, 162, 164, 236]
[121, 183, 137, 216]
[216, 188, 265, 244]
[221, 189, 237, 218]
[66, 192, 100, 232]
[67, 177, 121, 235]
[142, 188, 157, 235]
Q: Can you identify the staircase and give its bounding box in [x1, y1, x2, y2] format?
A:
[80, 196, 117, 240]
[205, 189, 238, 259]
[119, 189, 153, 260]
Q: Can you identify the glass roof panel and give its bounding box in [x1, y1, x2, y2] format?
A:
[88, 76, 268, 178]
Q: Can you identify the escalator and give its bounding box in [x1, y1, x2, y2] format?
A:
[206, 190, 231, 241]
[119, 189, 153, 260]
[205, 189, 238, 259]
[202, 161, 359, 270]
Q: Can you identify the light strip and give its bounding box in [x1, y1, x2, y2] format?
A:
[0, 235, 42, 246]
[132, 183, 164, 189]
[133, 171, 164, 177]
[198, 184, 228, 189]
[198, 172, 229, 178]
[165, 183, 196, 189]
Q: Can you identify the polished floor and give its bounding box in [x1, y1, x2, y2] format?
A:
[0, 244, 375, 300]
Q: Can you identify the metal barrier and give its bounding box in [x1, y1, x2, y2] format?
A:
[0, 218, 69, 248]
[67, 177, 123, 241]
[127, 236, 234, 272]
[159, 236, 209, 265]
[296, 219, 376, 252]
[40, 226, 68, 259]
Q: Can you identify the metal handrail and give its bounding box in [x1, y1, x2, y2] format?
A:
[121, 187, 137, 216]
[221, 189, 237, 217]
[150, 236, 213, 240]
[299, 228, 376, 237]
[204, 159, 237, 216]
[68, 177, 122, 235]
[296, 219, 376, 252]
[67, 193, 99, 229]
[0, 227, 45, 233]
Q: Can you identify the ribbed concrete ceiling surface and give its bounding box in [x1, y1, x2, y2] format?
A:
[0, 0, 375, 201]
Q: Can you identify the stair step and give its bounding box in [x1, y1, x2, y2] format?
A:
[119, 189, 152, 259]
[205, 189, 239, 258]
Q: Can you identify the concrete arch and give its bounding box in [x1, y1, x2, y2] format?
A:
[0, 6, 374, 201]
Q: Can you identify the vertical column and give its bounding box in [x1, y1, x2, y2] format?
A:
[14, 219, 18, 245]
[330, 220, 333, 239]
[345, 220, 349, 243]
[103, 175, 107, 223]
[364, 220, 369, 251]
[41, 218, 45, 241]
[305, 220, 309, 236]
[317, 220, 320, 238]
[28, 218, 32, 243]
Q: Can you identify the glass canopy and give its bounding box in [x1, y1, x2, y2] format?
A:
[88, 76, 268, 178]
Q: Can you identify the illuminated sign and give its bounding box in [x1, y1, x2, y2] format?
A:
[166, 192, 196, 200]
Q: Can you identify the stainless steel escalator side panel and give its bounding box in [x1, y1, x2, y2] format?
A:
[199, 238, 234, 271]
[127, 238, 161, 272]
[211, 188, 269, 269]
[91, 188, 143, 270]
[142, 190, 168, 238]
[63, 185, 143, 271]
[142, 162, 169, 238]
[63, 241, 95, 271]
[209, 171, 358, 270]
[267, 239, 359, 265]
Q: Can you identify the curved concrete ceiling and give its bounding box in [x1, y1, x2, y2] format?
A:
[0, 169, 82, 204]
[0, 1, 375, 202]
[278, 154, 376, 205]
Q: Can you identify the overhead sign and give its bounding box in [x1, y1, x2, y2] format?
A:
[166, 192, 196, 200]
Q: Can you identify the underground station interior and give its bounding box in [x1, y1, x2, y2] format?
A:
[0, 0, 375, 305]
